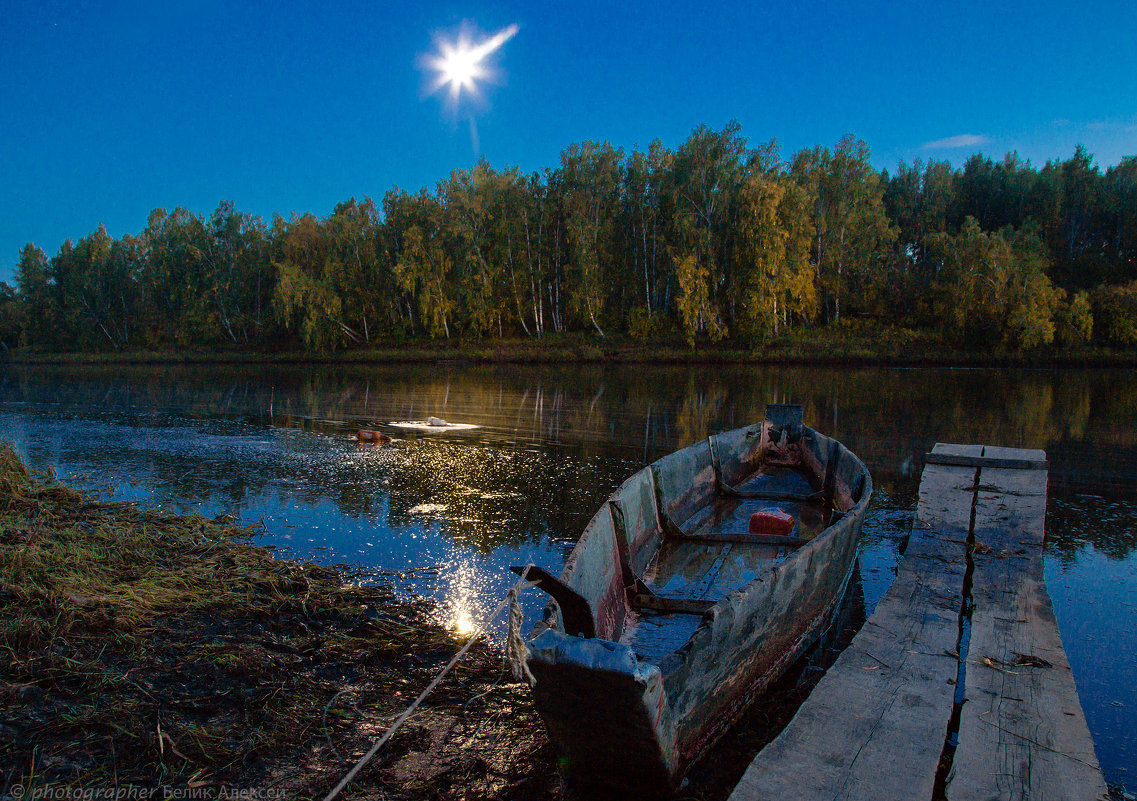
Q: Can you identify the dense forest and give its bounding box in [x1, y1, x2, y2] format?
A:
[2, 123, 1135, 354]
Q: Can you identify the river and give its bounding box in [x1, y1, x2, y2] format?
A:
[1, 362, 1133, 794]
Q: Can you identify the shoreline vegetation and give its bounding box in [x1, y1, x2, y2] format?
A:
[3, 126, 1136, 361]
[4, 324, 1137, 368]
[0, 443, 557, 798]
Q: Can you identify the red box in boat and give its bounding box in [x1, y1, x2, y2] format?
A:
[748, 508, 795, 537]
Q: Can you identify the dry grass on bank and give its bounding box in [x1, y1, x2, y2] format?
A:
[0, 442, 555, 799]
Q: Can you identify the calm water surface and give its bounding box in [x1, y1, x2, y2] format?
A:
[1, 362, 1133, 793]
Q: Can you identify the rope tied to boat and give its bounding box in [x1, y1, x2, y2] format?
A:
[322, 563, 536, 801]
[507, 583, 536, 687]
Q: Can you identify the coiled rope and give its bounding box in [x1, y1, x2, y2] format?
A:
[322, 564, 537, 801]
[506, 582, 536, 686]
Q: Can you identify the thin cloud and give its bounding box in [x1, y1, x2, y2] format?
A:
[922, 134, 990, 150]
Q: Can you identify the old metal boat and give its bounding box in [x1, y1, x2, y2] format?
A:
[514, 404, 872, 794]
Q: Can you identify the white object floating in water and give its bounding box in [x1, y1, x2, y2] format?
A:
[389, 420, 480, 432]
[408, 503, 449, 515]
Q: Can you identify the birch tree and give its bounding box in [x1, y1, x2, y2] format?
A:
[558, 141, 623, 336]
[792, 135, 895, 322]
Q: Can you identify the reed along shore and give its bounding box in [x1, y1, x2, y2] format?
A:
[0, 443, 555, 799]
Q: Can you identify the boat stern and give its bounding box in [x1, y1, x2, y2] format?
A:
[527, 629, 679, 796]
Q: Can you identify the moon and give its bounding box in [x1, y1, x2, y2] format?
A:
[428, 24, 519, 102]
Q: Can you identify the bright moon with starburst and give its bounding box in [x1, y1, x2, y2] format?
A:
[426, 23, 519, 104]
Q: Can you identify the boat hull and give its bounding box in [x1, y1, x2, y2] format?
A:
[525, 418, 872, 794]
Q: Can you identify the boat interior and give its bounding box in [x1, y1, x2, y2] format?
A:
[623, 466, 834, 664]
[527, 406, 866, 666]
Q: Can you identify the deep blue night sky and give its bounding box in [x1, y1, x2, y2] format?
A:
[2, 0, 1134, 280]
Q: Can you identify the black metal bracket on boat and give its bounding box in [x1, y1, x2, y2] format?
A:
[765, 403, 803, 444]
[511, 565, 596, 639]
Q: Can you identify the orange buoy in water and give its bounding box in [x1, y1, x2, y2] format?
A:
[749, 508, 795, 537]
[357, 429, 392, 444]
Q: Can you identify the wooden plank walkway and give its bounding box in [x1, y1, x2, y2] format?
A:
[728, 444, 1108, 801]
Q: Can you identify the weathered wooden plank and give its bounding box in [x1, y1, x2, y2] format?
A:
[925, 453, 1049, 470]
[731, 443, 1107, 801]
[933, 442, 989, 457]
[948, 455, 1108, 800]
[677, 531, 809, 547]
[981, 445, 1048, 462]
[719, 485, 824, 501]
[728, 447, 980, 801]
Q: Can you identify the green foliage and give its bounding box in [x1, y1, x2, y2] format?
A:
[626, 306, 671, 342]
[1055, 290, 1094, 345]
[927, 218, 1062, 348]
[1091, 281, 1137, 347]
[15, 244, 53, 347]
[1005, 271, 1062, 349]
[792, 135, 896, 322]
[672, 252, 707, 347]
[559, 141, 624, 336]
[270, 214, 350, 351]
[389, 191, 460, 340]
[671, 123, 751, 335]
[54, 225, 142, 350]
[272, 260, 343, 351]
[5, 129, 1136, 356]
[735, 174, 819, 343]
[1003, 227, 1063, 349]
[0, 282, 21, 350]
[202, 201, 273, 345]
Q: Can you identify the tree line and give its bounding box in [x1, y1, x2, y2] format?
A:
[3, 123, 1135, 353]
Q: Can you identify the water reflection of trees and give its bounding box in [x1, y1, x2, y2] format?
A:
[2, 363, 1135, 557]
[1047, 497, 1137, 564]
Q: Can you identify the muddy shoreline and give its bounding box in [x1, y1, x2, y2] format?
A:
[0, 443, 557, 799]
